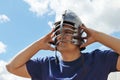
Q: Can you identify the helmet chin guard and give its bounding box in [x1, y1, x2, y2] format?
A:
[51, 10, 85, 51]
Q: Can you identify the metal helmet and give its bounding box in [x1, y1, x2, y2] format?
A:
[50, 10, 86, 64]
[55, 10, 82, 28]
[52, 10, 85, 51]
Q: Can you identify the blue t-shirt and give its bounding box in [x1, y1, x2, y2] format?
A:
[26, 49, 118, 80]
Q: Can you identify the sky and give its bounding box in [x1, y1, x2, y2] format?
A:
[0, 0, 120, 80]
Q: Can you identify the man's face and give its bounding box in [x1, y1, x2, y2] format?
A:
[54, 24, 78, 51]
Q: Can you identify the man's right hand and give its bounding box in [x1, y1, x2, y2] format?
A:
[37, 29, 55, 51]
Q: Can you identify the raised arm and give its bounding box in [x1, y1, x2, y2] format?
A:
[6, 29, 55, 78]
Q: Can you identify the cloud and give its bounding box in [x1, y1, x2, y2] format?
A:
[24, 0, 120, 34]
[108, 72, 120, 80]
[0, 41, 7, 54]
[92, 0, 120, 34]
[48, 21, 54, 28]
[24, 0, 50, 16]
[0, 60, 30, 80]
[0, 14, 10, 23]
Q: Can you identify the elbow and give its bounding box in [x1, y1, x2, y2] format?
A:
[6, 63, 15, 74]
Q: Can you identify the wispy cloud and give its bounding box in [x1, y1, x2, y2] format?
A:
[0, 14, 10, 23]
[108, 72, 120, 80]
[0, 41, 7, 54]
[24, 0, 50, 16]
[48, 21, 54, 28]
[24, 0, 120, 34]
[0, 60, 30, 80]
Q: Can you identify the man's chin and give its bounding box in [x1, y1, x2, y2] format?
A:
[56, 45, 69, 51]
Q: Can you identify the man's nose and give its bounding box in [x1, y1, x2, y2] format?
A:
[57, 34, 69, 40]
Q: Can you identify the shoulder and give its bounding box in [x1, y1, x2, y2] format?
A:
[87, 49, 118, 55]
[26, 56, 56, 66]
[82, 49, 119, 72]
[83, 49, 118, 60]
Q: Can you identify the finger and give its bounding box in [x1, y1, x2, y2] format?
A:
[47, 45, 55, 51]
[48, 39, 54, 45]
[47, 29, 55, 37]
[82, 37, 87, 39]
[80, 24, 86, 29]
[80, 25, 90, 37]
[80, 39, 92, 48]
[51, 32, 55, 38]
[80, 43, 88, 48]
[80, 24, 89, 33]
[48, 47, 55, 51]
[45, 29, 55, 40]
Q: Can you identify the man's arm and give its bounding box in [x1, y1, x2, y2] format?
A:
[94, 31, 120, 70]
[6, 40, 43, 78]
[6, 29, 55, 78]
[117, 56, 120, 70]
[80, 25, 120, 70]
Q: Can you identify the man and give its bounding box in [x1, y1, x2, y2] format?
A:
[6, 10, 120, 80]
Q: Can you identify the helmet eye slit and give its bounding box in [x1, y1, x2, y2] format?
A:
[62, 28, 74, 34]
[54, 27, 75, 36]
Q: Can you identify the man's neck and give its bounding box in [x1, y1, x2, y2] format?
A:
[61, 49, 81, 62]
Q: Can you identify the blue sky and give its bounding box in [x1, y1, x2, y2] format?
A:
[0, 0, 120, 80]
[0, 0, 55, 61]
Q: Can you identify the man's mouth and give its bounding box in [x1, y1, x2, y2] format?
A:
[56, 39, 72, 46]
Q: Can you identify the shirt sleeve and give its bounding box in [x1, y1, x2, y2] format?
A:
[26, 58, 43, 78]
[93, 49, 119, 72]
